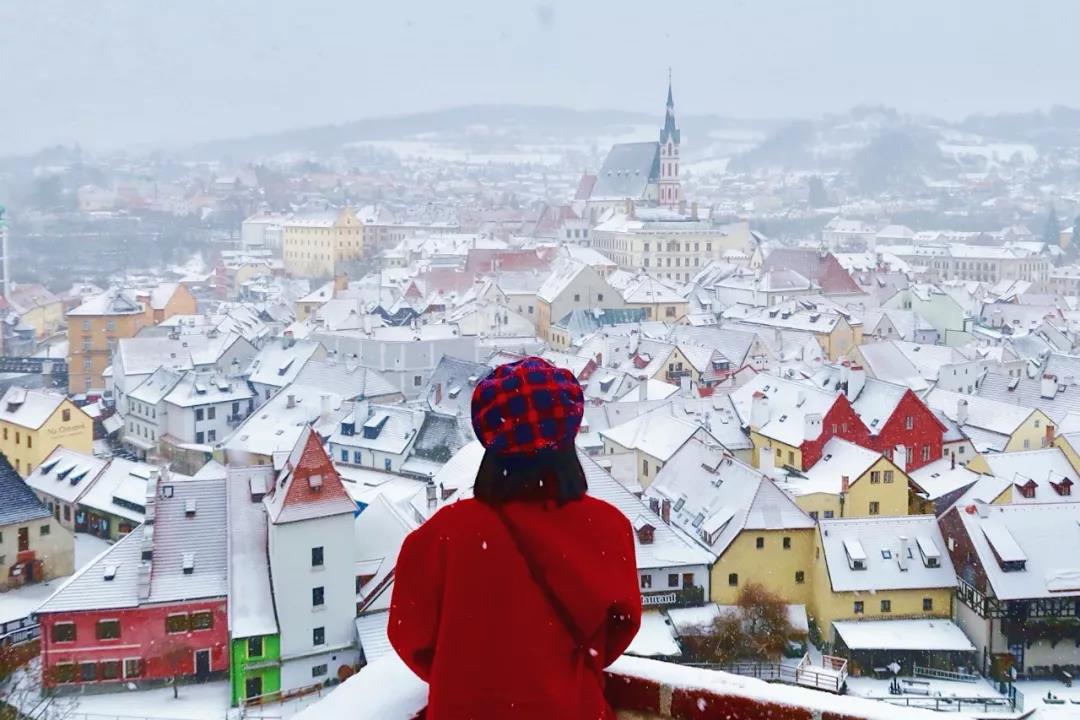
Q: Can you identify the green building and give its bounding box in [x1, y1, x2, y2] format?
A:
[231, 633, 282, 706]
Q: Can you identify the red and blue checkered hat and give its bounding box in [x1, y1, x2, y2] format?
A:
[471, 357, 585, 456]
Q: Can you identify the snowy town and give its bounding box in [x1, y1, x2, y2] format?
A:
[4, 5, 1080, 720]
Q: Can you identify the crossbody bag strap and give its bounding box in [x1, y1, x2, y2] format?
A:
[490, 505, 586, 650]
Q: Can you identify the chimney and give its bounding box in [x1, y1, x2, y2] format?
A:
[434, 382, 443, 406]
[804, 412, 823, 442]
[1041, 373, 1057, 399]
[841, 475, 850, 493]
[957, 398, 969, 425]
[691, 201, 699, 221]
[287, 393, 296, 410]
[426, 484, 437, 515]
[661, 498, 671, 525]
[759, 445, 775, 475]
[897, 536, 910, 571]
[847, 364, 866, 400]
[638, 376, 649, 402]
[894, 444, 908, 473]
[319, 393, 332, 421]
[750, 391, 769, 431]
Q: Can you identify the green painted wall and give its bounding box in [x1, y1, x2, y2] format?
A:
[230, 634, 281, 707]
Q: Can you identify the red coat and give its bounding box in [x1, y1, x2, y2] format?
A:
[389, 495, 642, 719]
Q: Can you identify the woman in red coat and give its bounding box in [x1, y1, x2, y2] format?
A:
[389, 357, 642, 719]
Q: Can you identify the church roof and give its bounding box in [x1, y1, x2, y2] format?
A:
[591, 142, 660, 200]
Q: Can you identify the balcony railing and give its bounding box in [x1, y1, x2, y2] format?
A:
[292, 653, 951, 720]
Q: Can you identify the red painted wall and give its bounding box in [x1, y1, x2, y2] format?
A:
[866, 389, 946, 472]
[39, 598, 228, 687]
[800, 395, 871, 469]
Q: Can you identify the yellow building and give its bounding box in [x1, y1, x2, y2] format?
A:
[600, 409, 708, 489]
[6, 283, 64, 338]
[644, 442, 817, 606]
[620, 275, 689, 322]
[282, 207, 363, 278]
[727, 306, 861, 361]
[0, 465, 74, 589]
[780, 438, 915, 521]
[66, 284, 197, 394]
[925, 389, 1055, 455]
[0, 388, 93, 476]
[810, 516, 956, 646]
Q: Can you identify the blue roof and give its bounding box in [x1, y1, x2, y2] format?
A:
[0, 455, 51, 525]
[591, 142, 659, 199]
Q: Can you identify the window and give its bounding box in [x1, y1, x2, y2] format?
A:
[124, 658, 143, 679]
[80, 663, 97, 682]
[923, 598, 933, 612]
[207, 407, 216, 420]
[195, 431, 204, 444]
[809, 511, 819, 521]
[165, 614, 189, 633]
[312, 546, 324, 567]
[191, 611, 213, 630]
[313, 586, 325, 607]
[353, 450, 362, 464]
[597, 293, 604, 302]
[64, 505, 70, 521]
[2, 428, 6, 440]
[853, 601, 864, 614]
[573, 294, 580, 302]
[870, 471, 881, 484]
[869, 501, 880, 516]
[195, 408, 204, 421]
[642, 459, 648, 477]
[824, 510, 835, 519]
[312, 664, 328, 678]
[52, 622, 76, 642]
[795, 571, 805, 584]
[413, 375, 423, 387]
[728, 573, 738, 586]
[55, 663, 77, 683]
[666, 574, 679, 588]
[921, 445, 930, 462]
[641, 574, 652, 589]
[207, 430, 216, 442]
[905, 416, 914, 430]
[40, 524, 50, 536]
[883, 470, 894, 484]
[756, 537, 764, 549]
[313, 627, 325, 646]
[26, 436, 31, 448]
[96, 619, 120, 640]
[782, 536, 792, 550]
[14, 432, 19, 444]
[340, 449, 348, 462]
[880, 599, 892, 613]
[100, 660, 120, 680]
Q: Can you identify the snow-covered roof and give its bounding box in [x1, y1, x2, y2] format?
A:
[331, 406, 423, 455]
[925, 388, 1036, 437]
[536, 257, 589, 303]
[263, 428, 357, 525]
[982, 448, 1080, 503]
[729, 374, 838, 447]
[908, 458, 981, 502]
[223, 385, 348, 460]
[626, 610, 681, 658]
[954, 502, 1080, 600]
[355, 611, 394, 663]
[832, 619, 974, 652]
[0, 387, 71, 430]
[226, 466, 278, 639]
[77, 457, 154, 523]
[127, 366, 184, 405]
[164, 371, 253, 408]
[818, 516, 956, 593]
[645, 437, 814, 556]
[293, 359, 400, 401]
[246, 338, 323, 390]
[117, 333, 245, 378]
[24, 447, 107, 504]
[786, 438, 882, 497]
[599, 408, 703, 461]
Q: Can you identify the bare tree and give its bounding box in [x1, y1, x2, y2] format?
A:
[158, 637, 192, 699]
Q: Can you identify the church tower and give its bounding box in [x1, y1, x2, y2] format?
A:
[658, 73, 682, 210]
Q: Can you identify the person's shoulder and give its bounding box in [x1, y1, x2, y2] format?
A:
[577, 495, 632, 529]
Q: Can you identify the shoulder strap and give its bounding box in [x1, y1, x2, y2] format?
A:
[490, 505, 585, 650]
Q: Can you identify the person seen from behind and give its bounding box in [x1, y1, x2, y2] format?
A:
[389, 357, 642, 719]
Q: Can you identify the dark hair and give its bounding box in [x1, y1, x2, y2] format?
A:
[473, 446, 588, 506]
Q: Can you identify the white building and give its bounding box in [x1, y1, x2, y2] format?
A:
[328, 405, 424, 473]
[264, 429, 359, 689]
[162, 371, 255, 447]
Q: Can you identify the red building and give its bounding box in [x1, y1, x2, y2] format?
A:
[37, 474, 229, 688]
[814, 363, 946, 472]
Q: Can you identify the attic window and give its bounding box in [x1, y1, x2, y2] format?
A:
[103, 564, 118, 581]
[843, 538, 867, 570]
[673, 497, 686, 512]
[448, 386, 462, 399]
[182, 553, 195, 575]
[278, 359, 295, 376]
[40, 458, 61, 475]
[194, 383, 208, 395]
[881, 549, 892, 559]
[309, 474, 324, 490]
[185, 499, 197, 517]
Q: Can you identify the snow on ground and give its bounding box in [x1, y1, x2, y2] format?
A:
[0, 534, 113, 625]
[846, 673, 1080, 716]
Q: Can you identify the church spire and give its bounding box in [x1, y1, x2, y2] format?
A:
[660, 69, 680, 145]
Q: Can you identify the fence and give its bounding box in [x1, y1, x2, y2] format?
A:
[912, 665, 980, 683]
[863, 695, 1017, 713]
[685, 654, 846, 694]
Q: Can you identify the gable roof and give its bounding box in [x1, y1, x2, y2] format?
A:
[763, 249, 861, 295]
[599, 407, 704, 461]
[0, 454, 51, 526]
[0, 387, 73, 430]
[226, 466, 278, 639]
[24, 447, 107, 505]
[264, 428, 357, 524]
[729, 374, 839, 447]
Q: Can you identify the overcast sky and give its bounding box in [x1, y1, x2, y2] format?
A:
[2, 0, 1078, 155]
